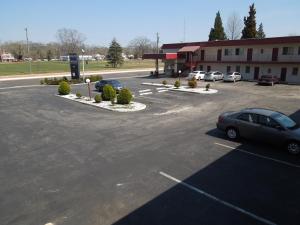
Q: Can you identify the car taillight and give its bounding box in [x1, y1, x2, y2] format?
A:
[218, 116, 224, 123]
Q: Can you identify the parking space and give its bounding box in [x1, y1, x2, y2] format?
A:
[1, 75, 300, 225]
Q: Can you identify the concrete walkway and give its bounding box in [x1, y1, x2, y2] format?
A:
[0, 68, 163, 81]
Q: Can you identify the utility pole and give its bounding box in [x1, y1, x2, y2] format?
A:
[25, 28, 32, 74]
[155, 32, 159, 76]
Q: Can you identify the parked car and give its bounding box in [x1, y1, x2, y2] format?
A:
[258, 75, 279, 86]
[216, 108, 300, 154]
[223, 72, 242, 82]
[204, 71, 224, 82]
[187, 71, 206, 80]
[95, 80, 123, 92]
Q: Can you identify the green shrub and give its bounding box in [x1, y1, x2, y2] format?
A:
[206, 83, 210, 91]
[117, 88, 133, 104]
[188, 79, 197, 88]
[88, 75, 103, 82]
[62, 76, 68, 82]
[94, 94, 102, 103]
[102, 85, 116, 101]
[76, 92, 82, 98]
[58, 81, 71, 95]
[162, 80, 167, 85]
[174, 80, 181, 88]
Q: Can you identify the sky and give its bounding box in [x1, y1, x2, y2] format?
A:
[0, 0, 299, 46]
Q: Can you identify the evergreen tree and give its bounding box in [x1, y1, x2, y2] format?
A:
[256, 23, 266, 39]
[241, 3, 257, 39]
[107, 38, 124, 68]
[208, 11, 227, 41]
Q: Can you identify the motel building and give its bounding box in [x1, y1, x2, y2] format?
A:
[143, 36, 300, 84]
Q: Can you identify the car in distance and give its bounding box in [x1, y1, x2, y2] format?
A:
[95, 79, 123, 92]
[258, 75, 279, 86]
[216, 108, 300, 154]
[223, 72, 242, 82]
[187, 71, 206, 80]
[204, 71, 224, 82]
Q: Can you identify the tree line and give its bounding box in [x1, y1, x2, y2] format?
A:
[208, 3, 266, 41]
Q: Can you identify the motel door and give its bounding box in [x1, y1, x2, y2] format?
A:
[217, 49, 222, 61]
[254, 67, 260, 80]
[247, 48, 253, 61]
[272, 48, 279, 61]
[280, 68, 287, 82]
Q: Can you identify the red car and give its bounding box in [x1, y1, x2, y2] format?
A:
[258, 75, 279, 86]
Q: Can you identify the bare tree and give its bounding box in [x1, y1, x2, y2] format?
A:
[226, 12, 243, 40]
[128, 36, 153, 59]
[56, 28, 86, 55]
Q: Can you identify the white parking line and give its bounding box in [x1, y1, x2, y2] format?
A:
[157, 90, 168, 93]
[159, 171, 277, 225]
[156, 87, 169, 90]
[0, 85, 43, 90]
[215, 143, 300, 169]
[139, 92, 153, 96]
[139, 89, 152, 93]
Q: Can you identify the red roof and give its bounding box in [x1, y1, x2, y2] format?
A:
[178, 46, 200, 52]
[162, 36, 300, 49]
[142, 53, 177, 60]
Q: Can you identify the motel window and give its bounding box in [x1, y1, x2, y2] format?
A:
[292, 67, 299, 75]
[245, 66, 250, 73]
[236, 66, 240, 72]
[207, 66, 211, 72]
[227, 66, 231, 73]
[225, 49, 233, 56]
[268, 68, 272, 74]
[283, 47, 294, 55]
[199, 65, 204, 71]
[260, 49, 264, 54]
[235, 48, 240, 55]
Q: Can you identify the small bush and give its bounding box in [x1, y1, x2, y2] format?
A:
[162, 80, 167, 85]
[88, 75, 103, 82]
[62, 76, 68, 82]
[102, 84, 116, 101]
[76, 92, 82, 98]
[58, 81, 71, 95]
[206, 83, 210, 91]
[188, 79, 197, 88]
[117, 88, 133, 104]
[174, 80, 181, 88]
[94, 94, 102, 103]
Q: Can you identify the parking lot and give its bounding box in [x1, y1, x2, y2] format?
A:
[1, 74, 300, 225]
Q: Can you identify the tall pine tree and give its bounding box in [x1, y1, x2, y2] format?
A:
[107, 38, 124, 68]
[208, 11, 227, 41]
[241, 3, 257, 39]
[256, 23, 266, 39]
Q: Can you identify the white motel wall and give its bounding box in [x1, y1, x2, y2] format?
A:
[156, 36, 300, 84]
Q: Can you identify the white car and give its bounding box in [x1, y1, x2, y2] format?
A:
[204, 71, 224, 81]
[187, 71, 206, 80]
[223, 72, 242, 82]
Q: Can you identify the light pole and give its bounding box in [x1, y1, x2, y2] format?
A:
[85, 78, 91, 100]
[81, 49, 85, 80]
[25, 28, 32, 74]
[178, 70, 182, 82]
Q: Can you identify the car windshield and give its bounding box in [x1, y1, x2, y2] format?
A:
[273, 113, 297, 129]
[108, 80, 120, 85]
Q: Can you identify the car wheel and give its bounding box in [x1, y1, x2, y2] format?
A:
[226, 127, 239, 140]
[287, 142, 300, 155]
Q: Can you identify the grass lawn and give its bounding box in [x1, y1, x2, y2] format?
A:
[0, 60, 162, 76]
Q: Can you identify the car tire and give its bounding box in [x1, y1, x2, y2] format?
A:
[226, 127, 239, 140]
[286, 141, 300, 155]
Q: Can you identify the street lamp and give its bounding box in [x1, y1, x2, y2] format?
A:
[85, 78, 91, 101]
[178, 70, 182, 82]
[82, 49, 85, 80]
